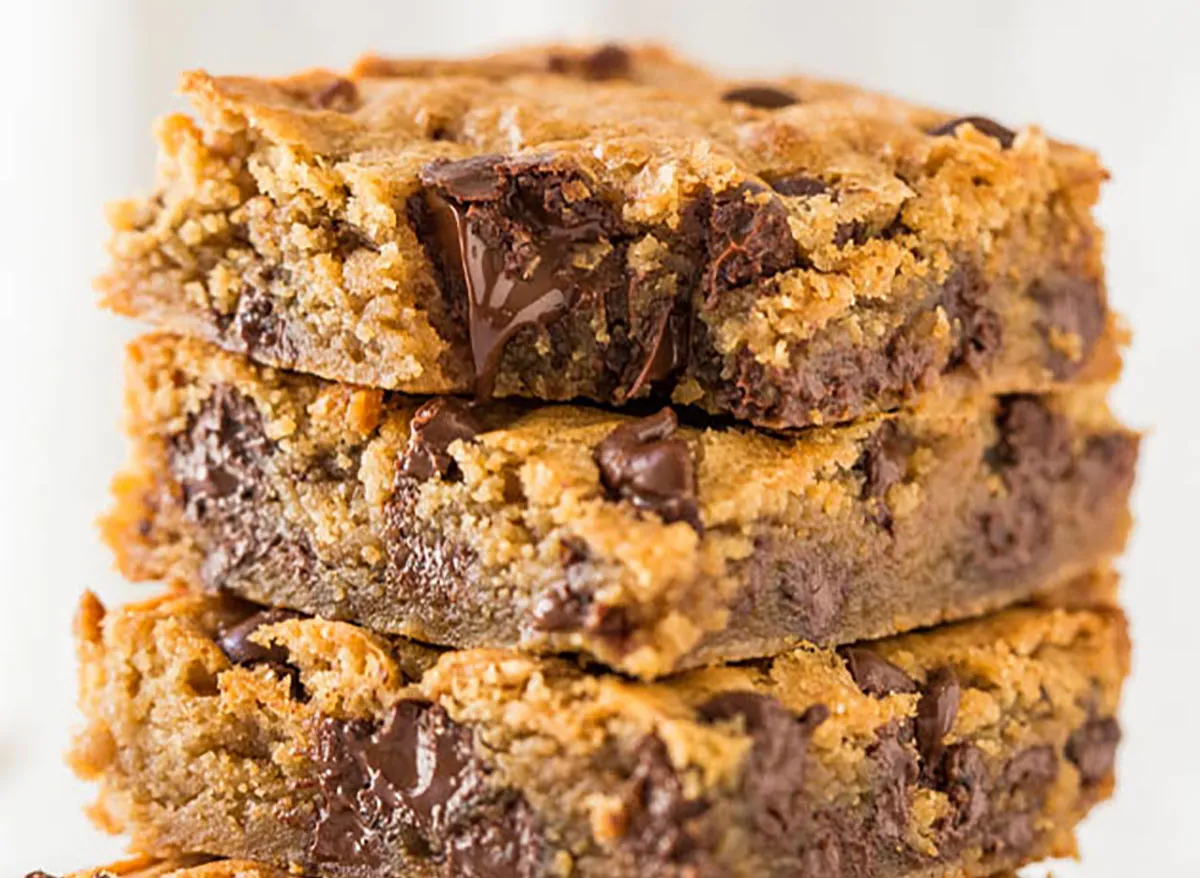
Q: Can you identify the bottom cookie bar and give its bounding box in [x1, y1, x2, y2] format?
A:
[71, 577, 1127, 878]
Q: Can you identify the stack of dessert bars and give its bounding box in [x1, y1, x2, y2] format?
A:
[50, 44, 1138, 878]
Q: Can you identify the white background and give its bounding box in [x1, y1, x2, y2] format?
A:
[1, 1, 1198, 874]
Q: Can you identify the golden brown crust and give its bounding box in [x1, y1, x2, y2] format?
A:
[71, 581, 1127, 878]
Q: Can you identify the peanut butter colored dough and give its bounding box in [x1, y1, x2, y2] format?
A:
[71, 576, 1127, 878]
[104, 333, 1136, 678]
[98, 43, 1117, 428]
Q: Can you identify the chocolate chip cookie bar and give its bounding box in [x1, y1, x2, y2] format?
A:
[98, 43, 1117, 428]
[70, 580, 1128, 878]
[104, 333, 1136, 678]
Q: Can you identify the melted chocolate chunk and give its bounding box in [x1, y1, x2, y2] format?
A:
[721, 85, 800, 109]
[169, 386, 316, 589]
[312, 700, 519, 867]
[770, 174, 830, 197]
[867, 729, 920, 839]
[916, 667, 961, 769]
[704, 182, 797, 302]
[699, 692, 828, 839]
[974, 396, 1074, 576]
[399, 398, 482, 481]
[935, 742, 990, 841]
[855, 421, 913, 531]
[420, 155, 621, 398]
[941, 264, 1003, 374]
[593, 408, 701, 530]
[841, 647, 917, 697]
[620, 736, 709, 864]
[446, 799, 543, 878]
[1031, 273, 1107, 378]
[1066, 717, 1121, 785]
[928, 116, 1016, 149]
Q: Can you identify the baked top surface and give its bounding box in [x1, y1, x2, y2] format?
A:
[100, 42, 1113, 428]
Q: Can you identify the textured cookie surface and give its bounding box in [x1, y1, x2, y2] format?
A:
[99, 42, 1116, 427]
[105, 333, 1136, 677]
[71, 579, 1127, 878]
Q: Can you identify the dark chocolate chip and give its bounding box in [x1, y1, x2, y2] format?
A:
[841, 647, 917, 697]
[216, 608, 302, 667]
[941, 264, 1003, 374]
[928, 116, 1016, 149]
[445, 799, 543, 878]
[854, 421, 912, 531]
[833, 220, 868, 248]
[770, 174, 830, 197]
[593, 408, 701, 530]
[310, 77, 359, 111]
[399, 398, 482, 482]
[619, 736, 709, 863]
[867, 729, 919, 839]
[1002, 745, 1059, 797]
[547, 43, 632, 80]
[1066, 717, 1121, 785]
[936, 742, 990, 839]
[530, 583, 588, 632]
[722, 85, 800, 109]
[1030, 274, 1106, 379]
[311, 700, 491, 865]
[699, 692, 828, 838]
[231, 288, 293, 361]
[916, 667, 961, 768]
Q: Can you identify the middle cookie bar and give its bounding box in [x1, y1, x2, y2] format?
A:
[105, 334, 1137, 678]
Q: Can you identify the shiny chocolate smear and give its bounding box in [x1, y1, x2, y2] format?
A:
[426, 192, 597, 399]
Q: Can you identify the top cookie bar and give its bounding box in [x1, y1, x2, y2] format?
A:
[99, 43, 1114, 428]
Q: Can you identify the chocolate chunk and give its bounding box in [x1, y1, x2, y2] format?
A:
[770, 174, 830, 197]
[421, 156, 616, 398]
[941, 264, 1003, 374]
[704, 182, 797, 301]
[230, 287, 294, 361]
[169, 385, 317, 590]
[312, 700, 493, 865]
[841, 647, 917, 697]
[699, 692, 828, 839]
[916, 667, 961, 768]
[547, 43, 632, 80]
[928, 116, 1016, 149]
[936, 742, 990, 840]
[216, 607, 302, 667]
[530, 583, 588, 632]
[722, 85, 799, 109]
[1030, 273, 1106, 379]
[399, 398, 482, 482]
[867, 728, 919, 839]
[619, 736, 709, 864]
[1066, 717, 1121, 785]
[1002, 745, 1059, 797]
[446, 799, 543, 878]
[310, 76, 359, 111]
[855, 421, 912, 531]
[593, 408, 701, 530]
[421, 155, 508, 201]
